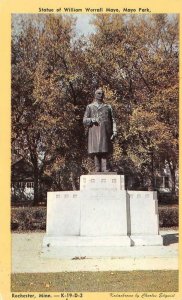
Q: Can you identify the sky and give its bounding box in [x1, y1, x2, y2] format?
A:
[12, 14, 176, 37]
[75, 14, 95, 36]
[12, 13, 95, 37]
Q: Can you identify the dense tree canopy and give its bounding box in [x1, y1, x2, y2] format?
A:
[11, 14, 179, 204]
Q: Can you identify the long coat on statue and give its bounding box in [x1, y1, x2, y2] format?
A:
[83, 102, 117, 154]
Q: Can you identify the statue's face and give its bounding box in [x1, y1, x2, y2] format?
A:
[95, 89, 104, 101]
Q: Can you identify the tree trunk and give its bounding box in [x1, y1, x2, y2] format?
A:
[167, 159, 177, 201]
[33, 165, 39, 206]
[170, 168, 176, 197]
[146, 177, 153, 191]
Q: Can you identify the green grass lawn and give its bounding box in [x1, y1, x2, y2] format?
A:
[11, 271, 178, 292]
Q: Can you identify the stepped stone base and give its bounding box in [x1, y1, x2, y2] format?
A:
[42, 174, 163, 257]
[43, 235, 131, 247]
[130, 235, 163, 246]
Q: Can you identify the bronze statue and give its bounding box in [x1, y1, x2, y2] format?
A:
[83, 88, 117, 172]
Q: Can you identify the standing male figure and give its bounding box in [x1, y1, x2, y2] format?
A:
[83, 88, 117, 172]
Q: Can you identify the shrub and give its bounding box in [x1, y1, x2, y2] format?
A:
[11, 205, 178, 232]
[11, 207, 46, 231]
[158, 206, 178, 228]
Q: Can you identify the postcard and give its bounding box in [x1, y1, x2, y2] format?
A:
[0, 0, 181, 299]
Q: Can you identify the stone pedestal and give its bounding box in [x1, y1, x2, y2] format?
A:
[128, 191, 163, 246]
[46, 191, 80, 235]
[80, 190, 128, 236]
[80, 175, 127, 237]
[43, 174, 163, 257]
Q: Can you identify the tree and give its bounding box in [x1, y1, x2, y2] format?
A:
[12, 15, 85, 204]
[12, 14, 179, 202]
[83, 14, 179, 191]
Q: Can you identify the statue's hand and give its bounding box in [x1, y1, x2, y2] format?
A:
[111, 132, 117, 141]
[92, 118, 99, 125]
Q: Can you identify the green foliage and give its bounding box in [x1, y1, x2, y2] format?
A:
[11, 207, 46, 231]
[11, 205, 178, 232]
[158, 206, 178, 228]
[86, 14, 178, 190]
[11, 14, 179, 203]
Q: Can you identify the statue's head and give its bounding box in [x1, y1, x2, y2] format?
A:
[95, 88, 104, 102]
